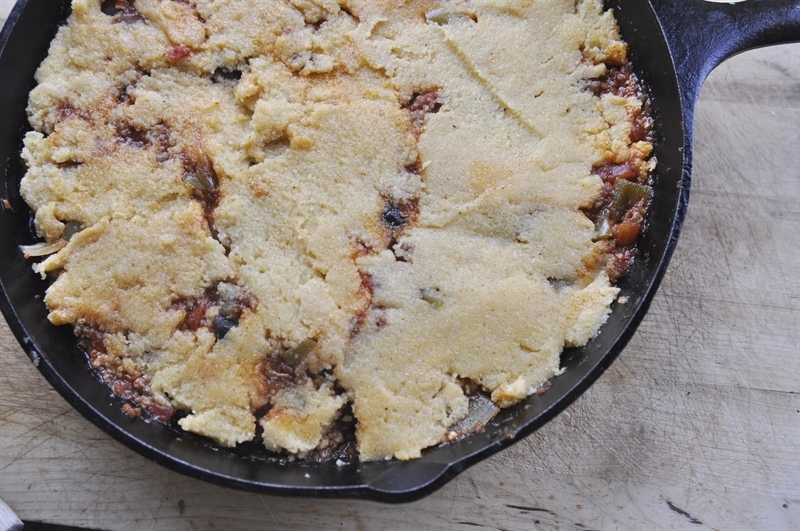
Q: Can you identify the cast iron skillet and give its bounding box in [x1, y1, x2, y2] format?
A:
[0, 0, 798, 503]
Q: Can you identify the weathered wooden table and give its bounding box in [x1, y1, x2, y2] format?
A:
[1, 6, 797, 529]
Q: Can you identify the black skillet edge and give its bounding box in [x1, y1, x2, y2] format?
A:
[7, 0, 797, 502]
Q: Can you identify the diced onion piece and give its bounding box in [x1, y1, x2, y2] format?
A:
[448, 394, 499, 437]
[19, 240, 67, 258]
[593, 216, 614, 242]
[184, 174, 209, 190]
[63, 221, 84, 241]
[421, 288, 446, 309]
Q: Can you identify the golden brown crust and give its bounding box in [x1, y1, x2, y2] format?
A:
[20, 0, 653, 461]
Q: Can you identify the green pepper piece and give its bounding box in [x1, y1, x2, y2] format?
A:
[282, 338, 318, 363]
[611, 180, 652, 220]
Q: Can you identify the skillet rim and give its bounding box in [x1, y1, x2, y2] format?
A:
[0, 0, 690, 502]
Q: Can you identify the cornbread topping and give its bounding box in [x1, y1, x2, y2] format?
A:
[20, 0, 654, 461]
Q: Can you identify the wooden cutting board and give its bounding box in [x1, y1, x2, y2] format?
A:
[0, 13, 797, 529]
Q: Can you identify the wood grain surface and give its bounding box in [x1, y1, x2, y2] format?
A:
[0, 8, 797, 529]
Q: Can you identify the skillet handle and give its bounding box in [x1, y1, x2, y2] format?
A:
[648, 0, 800, 107]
